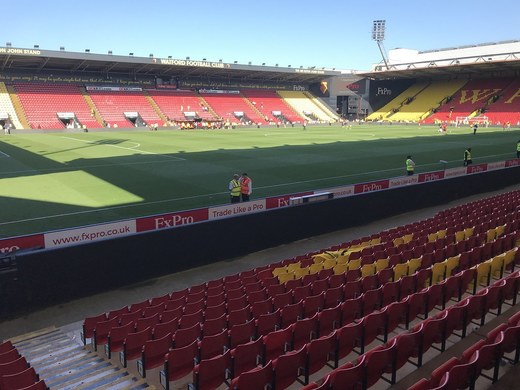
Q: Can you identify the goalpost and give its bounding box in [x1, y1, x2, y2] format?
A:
[455, 116, 489, 128]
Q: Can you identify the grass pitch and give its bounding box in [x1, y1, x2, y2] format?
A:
[0, 124, 518, 237]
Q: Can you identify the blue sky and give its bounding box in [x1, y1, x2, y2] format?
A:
[4, 0, 518, 71]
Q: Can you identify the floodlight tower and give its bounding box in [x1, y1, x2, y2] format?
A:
[372, 20, 389, 70]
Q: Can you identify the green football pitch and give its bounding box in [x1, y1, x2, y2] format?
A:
[0, 124, 518, 238]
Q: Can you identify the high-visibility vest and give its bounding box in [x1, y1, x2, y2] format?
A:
[406, 159, 414, 171]
[240, 177, 251, 194]
[230, 180, 241, 196]
[517, 142, 520, 152]
[465, 150, 472, 160]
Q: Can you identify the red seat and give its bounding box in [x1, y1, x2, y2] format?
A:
[301, 375, 332, 390]
[0, 366, 38, 390]
[153, 318, 179, 340]
[341, 296, 363, 326]
[179, 310, 204, 330]
[281, 300, 303, 328]
[329, 355, 365, 390]
[251, 298, 273, 317]
[305, 331, 337, 382]
[255, 309, 281, 337]
[272, 345, 307, 389]
[361, 308, 387, 352]
[227, 296, 249, 313]
[362, 287, 383, 315]
[230, 337, 263, 377]
[0, 356, 29, 377]
[343, 280, 362, 300]
[198, 329, 229, 361]
[184, 299, 205, 315]
[263, 325, 293, 363]
[190, 350, 232, 390]
[386, 299, 408, 337]
[364, 338, 397, 387]
[106, 322, 135, 359]
[120, 326, 153, 368]
[138, 332, 173, 377]
[324, 286, 344, 309]
[292, 313, 319, 350]
[336, 321, 363, 365]
[204, 302, 226, 321]
[160, 339, 199, 389]
[228, 319, 256, 349]
[202, 313, 227, 337]
[229, 360, 273, 390]
[318, 303, 342, 336]
[81, 313, 107, 345]
[92, 317, 120, 351]
[394, 327, 422, 372]
[0, 349, 20, 364]
[273, 291, 293, 310]
[135, 313, 160, 333]
[173, 323, 202, 348]
[119, 310, 142, 326]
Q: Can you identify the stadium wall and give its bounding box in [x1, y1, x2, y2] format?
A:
[1, 165, 519, 318]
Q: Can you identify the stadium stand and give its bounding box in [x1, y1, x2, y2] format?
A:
[277, 90, 337, 122]
[388, 79, 468, 122]
[13, 83, 102, 129]
[59, 189, 520, 389]
[425, 77, 515, 124]
[241, 89, 305, 123]
[147, 89, 216, 122]
[482, 78, 520, 125]
[366, 82, 429, 121]
[200, 91, 266, 124]
[0, 340, 47, 390]
[88, 89, 162, 128]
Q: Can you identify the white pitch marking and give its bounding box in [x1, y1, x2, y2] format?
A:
[60, 136, 186, 161]
[0, 150, 10, 157]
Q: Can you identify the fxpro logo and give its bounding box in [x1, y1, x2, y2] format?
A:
[376, 87, 392, 96]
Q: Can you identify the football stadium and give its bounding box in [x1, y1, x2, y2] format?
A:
[1, 21, 520, 390]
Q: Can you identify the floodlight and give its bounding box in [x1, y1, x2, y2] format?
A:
[6, 42, 11, 47]
[234, 61, 237, 64]
[34, 45, 39, 49]
[262, 63, 265, 66]
[275, 64, 278, 67]
[129, 52, 134, 56]
[248, 61, 251, 65]
[108, 50, 113, 55]
[60, 46, 65, 51]
[372, 20, 389, 70]
[186, 56, 190, 60]
[219, 59, 222, 62]
[168, 55, 172, 58]
[85, 49, 90, 53]
[149, 53, 154, 57]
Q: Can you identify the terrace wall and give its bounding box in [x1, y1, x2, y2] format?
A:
[1, 166, 519, 318]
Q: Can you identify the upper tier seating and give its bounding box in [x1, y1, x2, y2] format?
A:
[389, 80, 467, 122]
[201, 92, 266, 124]
[88, 90, 161, 128]
[241, 89, 304, 123]
[277, 91, 336, 122]
[424, 77, 515, 124]
[13, 83, 101, 129]
[147, 90, 215, 121]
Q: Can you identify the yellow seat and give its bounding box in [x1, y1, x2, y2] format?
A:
[408, 258, 422, 275]
[348, 259, 362, 270]
[375, 258, 389, 272]
[333, 263, 349, 276]
[278, 272, 295, 283]
[323, 258, 337, 270]
[445, 255, 460, 277]
[309, 263, 324, 275]
[393, 237, 405, 247]
[431, 262, 447, 284]
[495, 224, 506, 238]
[312, 253, 332, 263]
[464, 227, 474, 239]
[455, 230, 466, 242]
[427, 233, 438, 243]
[403, 233, 414, 244]
[361, 264, 376, 277]
[369, 237, 381, 246]
[287, 262, 302, 273]
[393, 263, 408, 281]
[293, 267, 310, 279]
[475, 261, 492, 286]
[503, 248, 517, 271]
[486, 228, 497, 243]
[437, 229, 447, 239]
[272, 267, 287, 277]
[336, 255, 349, 265]
[490, 255, 505, 280]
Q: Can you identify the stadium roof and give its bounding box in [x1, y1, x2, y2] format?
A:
[358, 40, 520, 79]
[0, 46, 344, 84]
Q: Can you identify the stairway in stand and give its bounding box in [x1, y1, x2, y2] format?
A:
[11, 327, 154, 390]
